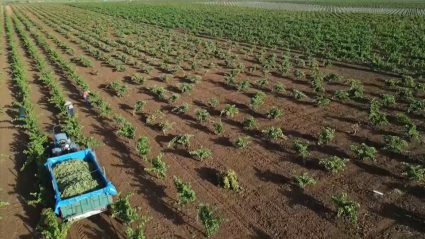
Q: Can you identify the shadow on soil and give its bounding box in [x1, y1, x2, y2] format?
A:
[288, 155, 323, 171]
[186, 121, 211, 135]
[193, 100, 221, 116]
[210, 136, 233, 148]
[162, 147, 190, 159]
[84, 215, 124, 239]
[118, 102, 133, 112]
[310, 144, 350, 159]
[352, 160, 401, 179]
[252, 137, 291, 155]
[196, 167, 219, 186]
[206, 78, 236, 92]
[373, 203, 425, 233]
[254, 167, 291, 185]
[281, 188, 334, 223]
[285, 130, 316, 142]
[384, 182, 425, 200]
[250, 227, 273, 239]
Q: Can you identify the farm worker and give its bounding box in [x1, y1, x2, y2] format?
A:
[83, 90, 91, 105]
[18, 107, 26, 125]
[64, 101, 74, 116]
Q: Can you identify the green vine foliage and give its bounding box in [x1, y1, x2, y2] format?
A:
[126, 216, 151, 239]
[293, 172, 316, 188]
[319, 156, 349, 173]
[317, 127, 335, 145]
[173, 176, 196, 205]
[112, 192, 139, 224]
[168, 134, 193, 148]
[145, 153, 168, 178]
[219, 169, 241, 191]
[331, 193, 360, 224]
[36, 209, 72, 239]
[292, 140, 309, 158]
[234, 137, 250, 148]
[198, 203, 225, 237]
[402, 163, 425, 182]
[189, 146, 212, 161]
[262, 127, 287, 140]
[0, 189, 9, 220]
[350, 143, 377, 161]
[136, 137, 151, 158]
[383, 135, 408, 153]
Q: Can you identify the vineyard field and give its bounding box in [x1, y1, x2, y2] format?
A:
[200, 1, 425, 14]
[71, 2, 425, 76]
[0, 2, 425, 239]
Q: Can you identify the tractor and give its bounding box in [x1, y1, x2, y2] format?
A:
[51, 125, 79, 156]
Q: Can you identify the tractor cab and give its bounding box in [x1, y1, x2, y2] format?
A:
[51, 125, 79, 156]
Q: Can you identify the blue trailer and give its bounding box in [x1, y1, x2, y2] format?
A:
[44, 149, 117, 221]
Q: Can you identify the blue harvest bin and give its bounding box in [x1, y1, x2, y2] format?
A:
[44, 149, 117, 219]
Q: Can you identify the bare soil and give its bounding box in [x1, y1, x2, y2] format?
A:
[1, 4, 425, 239]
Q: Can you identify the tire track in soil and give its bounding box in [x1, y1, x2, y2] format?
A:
[19, 5, 353, 238]
[68, 221, 88, 239]
[15, 6, 252, 239]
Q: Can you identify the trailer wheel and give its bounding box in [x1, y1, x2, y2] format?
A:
[105, 206, 113, 216]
